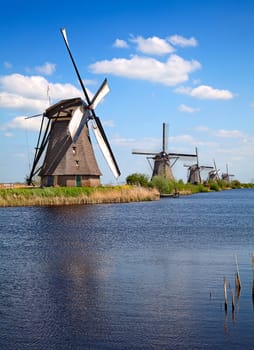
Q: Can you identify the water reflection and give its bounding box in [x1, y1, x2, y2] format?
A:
[1, 190, 254, 349]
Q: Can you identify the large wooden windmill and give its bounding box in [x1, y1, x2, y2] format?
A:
[26, 28, 120, 187]
[132, 123, 197, 180]
[184, 147, 213, 184]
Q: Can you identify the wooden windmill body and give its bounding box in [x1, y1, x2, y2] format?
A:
[152, 153, 174, 179]
[132, 123, 197, 180]
[185, 148, 213, 184]
[39, 98, 102, 187]
[221, 164, 234, 183]
[207, 160, 220, 181]
[26, 29, 120, 187]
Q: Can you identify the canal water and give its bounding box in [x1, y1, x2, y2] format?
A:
[1, 189, 254, 349]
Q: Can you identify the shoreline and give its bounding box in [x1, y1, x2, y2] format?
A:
[0, 184, 253, 208]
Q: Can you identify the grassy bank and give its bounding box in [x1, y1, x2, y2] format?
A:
[0, 185, 160, 207]
[126, 173, 254, 195]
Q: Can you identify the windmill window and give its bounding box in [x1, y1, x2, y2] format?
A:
[75, 160, 79, 168]
[72, 147, 77, 155]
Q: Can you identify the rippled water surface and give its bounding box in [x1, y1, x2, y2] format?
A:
[1, 189, 254, 349]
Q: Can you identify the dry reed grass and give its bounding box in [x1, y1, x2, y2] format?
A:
[0, 186, 159, 207]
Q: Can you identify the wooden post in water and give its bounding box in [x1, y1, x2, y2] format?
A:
[235, 255, 241, 298]
[224, 277, 228, 313]
[231, 289, 235, 313]
[252, 280, 254, 308]
[252, 253, 254, 304]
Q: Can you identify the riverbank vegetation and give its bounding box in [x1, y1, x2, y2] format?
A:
[0, 185, 160, 207]
[126, 173, 254, 195]
[1, 174, 253, 207]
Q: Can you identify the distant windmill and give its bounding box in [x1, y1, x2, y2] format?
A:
[184, 147, 213, 184]
[132, 123, 197, 180]
[221, 164, 234, 182]
[26, 28, 120, 187]
[208, 159, 220, 181]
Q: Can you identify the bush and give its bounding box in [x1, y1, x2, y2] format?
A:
[231, 180, 241, 189]
[176, 179, 185, 191]
[126, 173, 150, 187]
[209, 181, 220, 191]
[150, 176, 180, 194]
[150, 176, 170, 194]
[193, 183, 209, 193]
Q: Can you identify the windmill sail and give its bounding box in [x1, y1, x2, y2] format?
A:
[61, 27, 69, 46]
[60, 28, 90, 104]
[60, 27, 120, 180]
[162, 123, 168, 153]
[92, 117, 120, 179]
[90, 79, 110, 109]
[68, 106, 90, 142]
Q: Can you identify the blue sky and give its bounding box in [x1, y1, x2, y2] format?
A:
[1, 0, 254, 184]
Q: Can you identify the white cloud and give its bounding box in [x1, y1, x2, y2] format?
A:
[130, 35, 175, 55]
[0, 74, 49, 99]
[0, 73, 83, 113]
[84, 79, 98, 86]
[114, 136, 163, 150]
[4, 131, 13, 137]
[102, 120, 115, 128]
[1, 115, 43, 132]
[113, 137, 139, 147]
[117, 133, 198, 152]
[0, 74, 81, 99]
[215, 129, 245, 138]
[90, 54, 201, 86]
[178, 104, 200, 113]
[35, 62, 56, 75]
[4, 61, 12, 69]
[175, 84, 234, 100]
[0, 73, 104, 136]
[197, 140, 219, 148]
[195, 125, 210, 133]
[13, 152, 26, 158]
[113, 39, 129, 48]
[169, 35, 198, 47]
[0, 92, 47, 112]
[170, 134, 196, 144]
[49, 82, 82, 100]
[194, 125, 249, 141]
